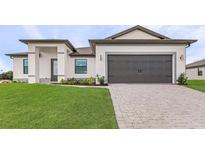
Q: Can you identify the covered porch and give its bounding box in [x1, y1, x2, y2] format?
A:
[20, 39, 76, 83]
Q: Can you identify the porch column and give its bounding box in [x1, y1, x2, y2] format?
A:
[28, 45, 39, 83]
[57, 45, 68, 82]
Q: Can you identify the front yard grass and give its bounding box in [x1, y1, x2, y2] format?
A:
[186, 80, 205, 93]
[0, 83, 118, 129]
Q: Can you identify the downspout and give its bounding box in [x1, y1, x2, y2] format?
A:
[185, 43, 190, 48]
[185, 43, 190, 78]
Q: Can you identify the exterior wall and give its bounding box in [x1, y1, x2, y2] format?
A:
[13, 56, 28, 81]
[114, 29, 160, 40]
[64, 45, 73, 79]
[95, 44, 186, 84]
[12, 43, 186, 84]
[12, 44, 96, 83]
[186, 67, 205, 80]
[67, 56, 96, 78]
[57, 44, 70, 81]
[28, 44, 40, 83]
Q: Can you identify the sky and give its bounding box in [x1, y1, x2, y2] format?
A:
[0, 25, 204, 72]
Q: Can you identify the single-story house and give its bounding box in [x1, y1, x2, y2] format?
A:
[6, 25, 197, 84]
[186, 59, 205, 79]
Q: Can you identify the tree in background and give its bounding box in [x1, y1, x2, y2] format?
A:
[0, 71, 13, 80]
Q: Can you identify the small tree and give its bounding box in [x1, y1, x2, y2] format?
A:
[0, 71, 13, 80]
[177, 73, 188, 85]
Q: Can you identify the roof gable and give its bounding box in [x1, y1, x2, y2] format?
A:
[106, 25, 170, 40]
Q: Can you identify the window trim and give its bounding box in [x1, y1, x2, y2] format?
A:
[198, 67, 203, 76]
[75, 59, 87, 74]
[23, 59, 28, 74]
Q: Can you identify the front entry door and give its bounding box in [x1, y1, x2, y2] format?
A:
[51, 59, 58, 82]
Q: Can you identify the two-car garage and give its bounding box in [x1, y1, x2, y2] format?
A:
[108, 55, 173, 83]
[90, 26, 196, 84]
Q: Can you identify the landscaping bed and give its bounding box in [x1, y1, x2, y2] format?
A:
[60, 75, 106, 86]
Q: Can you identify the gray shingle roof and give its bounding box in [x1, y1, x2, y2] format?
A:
[186, 59, 205, 69]
[69, 47, 95, 57]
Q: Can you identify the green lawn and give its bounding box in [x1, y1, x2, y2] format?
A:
[0, 83, 118, 129]
[186, 80, 205, 92]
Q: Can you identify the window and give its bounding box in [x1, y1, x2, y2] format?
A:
[198, 67, 203, 76]
[75, 59, 87, 74]
[23, 59, 28, 74]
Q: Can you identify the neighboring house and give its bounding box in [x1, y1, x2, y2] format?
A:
[6, 25, 197, 84]
[186, 59, 205, 80]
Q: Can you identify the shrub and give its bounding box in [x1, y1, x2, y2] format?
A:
[60, 77, 96, 86]
[96, 75, 105, 85]
[60, 78, 78, 85]
[67, 78, 78, 85]
[79, 79, 89, 85]
[87, 77, 95, 85]
[60, 79, 67, 84]
[177, 73, 188, 85]
[0, 71, 13, 80]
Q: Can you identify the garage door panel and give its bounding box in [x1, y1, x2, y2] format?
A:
[108, 55, 172, 83]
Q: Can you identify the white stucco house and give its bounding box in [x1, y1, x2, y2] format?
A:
[186, 59, 205, 80]
[6, 25, 197, 84]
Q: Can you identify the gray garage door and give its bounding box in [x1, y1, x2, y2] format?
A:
[108, 55, 172, 83]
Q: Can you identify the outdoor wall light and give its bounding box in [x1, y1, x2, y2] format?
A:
[180, 54, 184, 61]
[100, 54, 102, 61]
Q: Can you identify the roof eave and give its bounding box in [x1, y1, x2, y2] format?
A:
[5, 53, 28, 57]
[186, 64, 205, 69]
[90, 39, 197, 44]
[69, 54, 95, 57]
[89, 39, 197, 53]
[19, 39, 77, 52]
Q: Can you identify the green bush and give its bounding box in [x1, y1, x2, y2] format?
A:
[79, 79, 89, 85]
[0, 71, 13, 80]
[177, 73, 188, 85]
[87, 77, 95, 85]
[60, 78, 78, 85]
[79, 78, 95, 85]
[67, 78, 78, 85]
[96, 75, 105, 85]
[60, 79, 67, 84]
[60, 77, 96, 86]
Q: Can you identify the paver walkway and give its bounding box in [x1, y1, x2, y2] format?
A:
[109, 84, 205, 128]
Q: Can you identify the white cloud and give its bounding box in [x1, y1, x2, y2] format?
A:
[56, 25, 131, 47]
[22, 25, 44, 38]
[146, 25, 166, 31]
[146, 25, 205, 64]
[181, 26, 205, 39]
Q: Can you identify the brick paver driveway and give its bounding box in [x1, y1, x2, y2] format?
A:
[109, 84, 205, 128]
